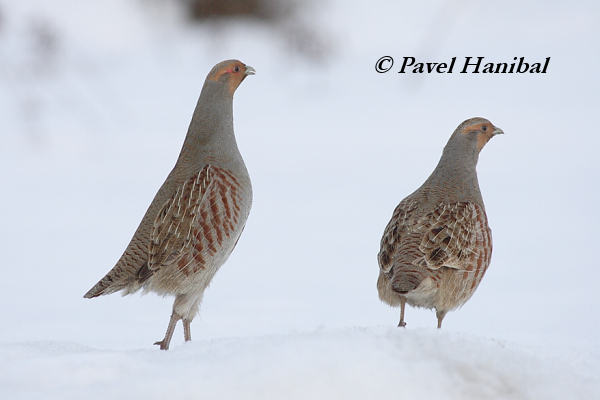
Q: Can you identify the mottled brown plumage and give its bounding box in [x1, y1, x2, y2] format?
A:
[377, 117, 502, 328]
[84, 60, 255, 349]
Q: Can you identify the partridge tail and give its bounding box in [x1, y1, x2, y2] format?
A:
[390, 270, 423, 294]
[84, 278, 123, 298]
[83, 263, 144, 298]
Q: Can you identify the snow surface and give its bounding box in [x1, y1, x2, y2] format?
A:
[1, 0, 599, 398]
[2, 327, 598, 400]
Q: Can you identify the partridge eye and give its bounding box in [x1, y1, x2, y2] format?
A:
[234, 66, 240, 73]
[481, 125, 487, 132]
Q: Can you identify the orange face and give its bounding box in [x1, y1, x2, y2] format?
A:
[461, 121, 500, 152]
[208, 61, 253, 95]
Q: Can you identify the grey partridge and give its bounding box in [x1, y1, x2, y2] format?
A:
[85, 60, 255, 350]
[377, 117, 503, 328]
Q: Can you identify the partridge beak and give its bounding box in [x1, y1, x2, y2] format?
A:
[492, 126, 504, 136]
[245, 66, 256, 76]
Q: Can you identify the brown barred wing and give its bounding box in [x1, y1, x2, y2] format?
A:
[414, 202, 492, 277]
[378, 199, 419, 277]
[143, 165, 243, 281]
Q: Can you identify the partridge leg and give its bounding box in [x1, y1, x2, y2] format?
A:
[183, 319, 192, 342]
[436, 309, 447, 329]
[398, 297, 407, 327]
[154, 312, 181, 350]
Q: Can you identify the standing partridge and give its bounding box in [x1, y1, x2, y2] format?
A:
[84, 60, 255, 350]
[377, 117, 503, 328]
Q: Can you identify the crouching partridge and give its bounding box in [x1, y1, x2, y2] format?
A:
[377, 117, 503, 328]
[85, 60, 255, 350]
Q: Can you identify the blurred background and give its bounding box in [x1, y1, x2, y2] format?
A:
[0, 0, 598, 350]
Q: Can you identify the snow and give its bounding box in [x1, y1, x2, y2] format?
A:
[2, 328, 598, 399]
[1, 0, 599, 398]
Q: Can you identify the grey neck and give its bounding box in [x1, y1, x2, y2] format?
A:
[176, 81, 243, 173]
[422, 134, 483, 204]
